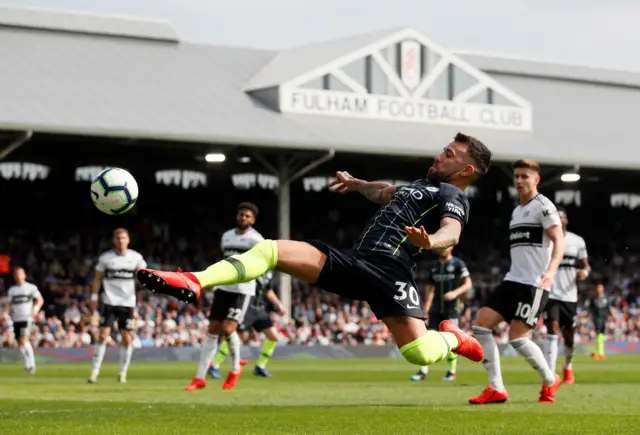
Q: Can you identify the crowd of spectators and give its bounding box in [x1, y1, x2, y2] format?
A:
[1, 220, 639, 350]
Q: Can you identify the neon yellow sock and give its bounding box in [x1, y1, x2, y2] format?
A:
[193, 240, 278, 288]
[399, 331, 458, 366]
[256, 339, 278, 369]
[447, 352, 458, 373]
[596, 333, 605, 355]
[213, 340, 229, 369]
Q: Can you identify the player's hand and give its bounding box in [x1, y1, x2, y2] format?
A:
[443, 291, 457, 302]
[328, 171, 359, 194]
[405, 226, 432, 249]
[576, 269, 588, 281]
[539, 272, 555, 290]
[277, 303, 287, 316]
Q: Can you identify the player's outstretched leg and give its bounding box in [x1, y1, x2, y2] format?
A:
[137, 240, 280, 302]
[384, 317, 483, 376]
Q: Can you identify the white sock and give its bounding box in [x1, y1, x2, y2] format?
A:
[196, 333, 218, 379]
[545, 335, 559, 372]
[473, 326, 505, 391]
[19, 343, 35, 368]
[119, 345, 134, 376]
[419, 366, 428, 375]
[510, 337, 556, 386]
[564, 344, 574, 369]
[228, 332, 241, 373]
[92, 342, 107, 374]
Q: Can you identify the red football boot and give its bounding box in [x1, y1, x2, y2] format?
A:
[563, 367, 575, 384]
[439, 320, 484, 362]
[222, 368, 242, 390]
[184, 377, 207, 391]
[137, 267, 201, 303]
[539, 373, 562, 403]
[469, 386, 509, 404]
[240, 360, 250, 366]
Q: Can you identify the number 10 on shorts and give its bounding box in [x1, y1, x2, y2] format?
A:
[516, 302, 535, 324]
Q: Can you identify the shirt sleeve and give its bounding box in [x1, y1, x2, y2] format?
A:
[439, 187, 469, 227]
[577, 238, 588, 260]
[137, 255, 148, 270]
[32, 286, 42, 300]
[250, 231, 265, 247]
[539, 201, 561, 229]
[457, 260, 471, 279]
[95, 255, 106, 273]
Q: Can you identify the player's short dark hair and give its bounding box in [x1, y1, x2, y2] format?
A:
[238, 202, 258, 217]
[454, 132, 491, 178]
[556, 206, 567, 216]
[513, 159, 541, 174]
[113, 228, 129, 237]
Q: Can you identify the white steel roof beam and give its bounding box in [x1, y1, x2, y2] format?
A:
[411, 57, 450, 100]
[329, 69, 368, 94]
[453, 82, 488, 103]
[370, 51, 411, 98]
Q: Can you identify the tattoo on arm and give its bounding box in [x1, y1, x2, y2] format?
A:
[429, 219, 462, 250]
[359, 182, 396, 204]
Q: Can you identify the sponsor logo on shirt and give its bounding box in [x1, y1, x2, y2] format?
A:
[445, 202, 464, 217]
[510, 231, 531, 241]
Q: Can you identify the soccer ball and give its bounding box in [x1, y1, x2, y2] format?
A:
[90, 168, 139, 215]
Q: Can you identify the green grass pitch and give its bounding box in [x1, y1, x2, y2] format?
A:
[1, 356, 639, 434]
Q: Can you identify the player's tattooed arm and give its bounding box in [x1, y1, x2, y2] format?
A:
[428, 218, 462, 249]
[328, 171, 396, 204]
[357, 182, 397, 204]
[405, 218, 461, 250]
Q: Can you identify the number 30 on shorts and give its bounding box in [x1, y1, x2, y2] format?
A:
[394, 281, 420, 307]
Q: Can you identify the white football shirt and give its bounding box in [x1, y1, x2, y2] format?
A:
[96, 249, 147, 307]
[217, 228, 264, 295]
[8, 282, 41, 322]
[504, 194, 562, 289]
[550, 231, 587, 303]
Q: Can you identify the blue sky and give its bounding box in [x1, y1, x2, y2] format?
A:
[5, 0, 640, 72]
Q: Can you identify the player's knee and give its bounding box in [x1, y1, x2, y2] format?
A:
[18, 337, 27, 346]
[221, 321, 237, 337]
[264, 328, 279, 341]
[121, 332, 132, 345]
[98, 330, 109, 342]
[401, 349, 437, 366]
[507, 325, 531, 341]
[208, 321, 222, 335]
[474, 307, 501, 329]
